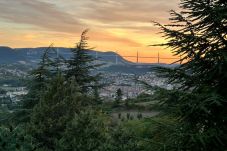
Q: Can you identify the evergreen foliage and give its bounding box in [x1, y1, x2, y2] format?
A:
[23, 45, 63, 109]
[29, 74, 85, 151]
[57, 109, 110, 151]
[115, 88, 123, 105]
[108, 126, 142, 151]
[0, 126, 34, 151]
[66, 30, 100, 92]
[152, 0, 227, 150]
[9, 46, 65, 126]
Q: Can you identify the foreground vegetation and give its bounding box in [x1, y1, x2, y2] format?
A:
[0, 0, 226, 150]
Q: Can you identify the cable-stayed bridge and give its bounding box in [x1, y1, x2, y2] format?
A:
[94, 51, 180, 64]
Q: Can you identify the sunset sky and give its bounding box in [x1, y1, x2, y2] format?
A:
[0, 0, 180, 63]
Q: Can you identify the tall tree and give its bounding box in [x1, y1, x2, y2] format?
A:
[29, 74, 86, 151]
[12, 46, 64, 125]
[66, 30, 100, 92]
[153, 0, 227, 150]
[24, 45, 66, 108]
[23, 46, 53, 109]
[115, 88, 123, 105]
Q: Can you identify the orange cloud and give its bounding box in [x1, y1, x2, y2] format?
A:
[0, 0, 181, 63]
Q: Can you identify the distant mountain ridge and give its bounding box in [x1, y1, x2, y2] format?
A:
[0, 46, 177, 74]
[0, 46, 130, 64]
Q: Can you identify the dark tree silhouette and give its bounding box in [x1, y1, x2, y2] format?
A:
[152, 0, 227, 150]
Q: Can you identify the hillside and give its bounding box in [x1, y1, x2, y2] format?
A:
[0, 46, 176, 74]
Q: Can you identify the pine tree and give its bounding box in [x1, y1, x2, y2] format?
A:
[0, 126, 35, 151]
[22, 46, 52, 109]
[93, 80, 102, 104]
[66, 30, 100, 92]
[153, 0, 227, 150]
[10, 46, 64, 125]
[29, 74, 85, 150]
[115, 88, 123, 105]
[57, 109, 110, 151]
[108, 126, 142, 151]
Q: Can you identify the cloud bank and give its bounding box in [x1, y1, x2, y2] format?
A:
[0, 0, 180, 63]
